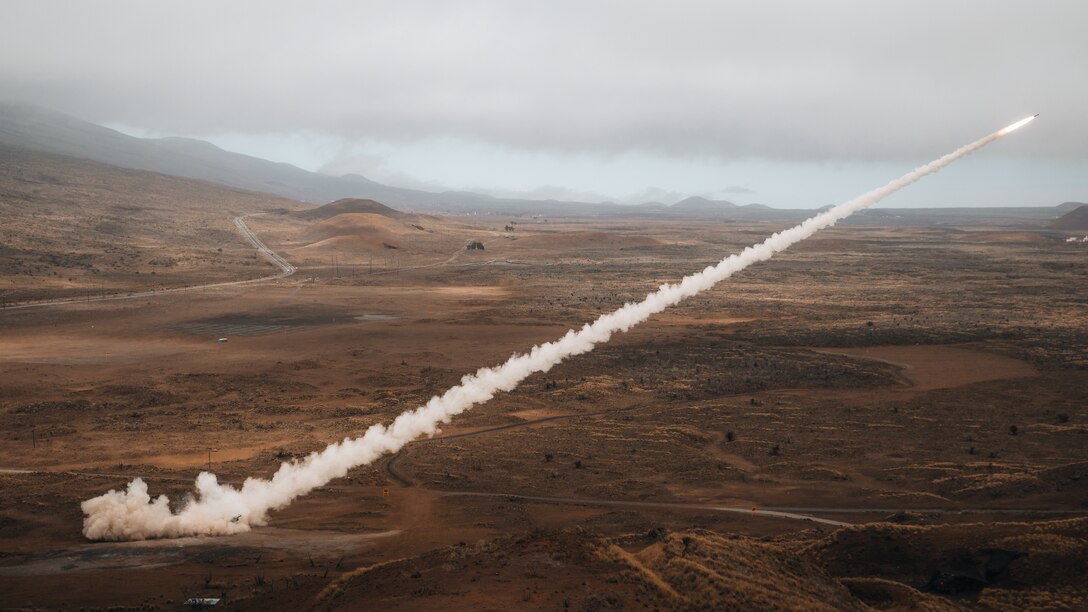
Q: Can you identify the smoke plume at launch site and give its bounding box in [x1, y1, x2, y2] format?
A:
[80, 116, 1036, 541]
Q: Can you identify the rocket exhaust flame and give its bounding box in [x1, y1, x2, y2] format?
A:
[81, 116, 1037, 541]
[998, 114, 1037, 135]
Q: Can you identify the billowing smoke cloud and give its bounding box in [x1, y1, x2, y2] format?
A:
[81, 117, 1034, 541]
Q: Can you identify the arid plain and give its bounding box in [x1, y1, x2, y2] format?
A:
[1, 168, 1087, 608]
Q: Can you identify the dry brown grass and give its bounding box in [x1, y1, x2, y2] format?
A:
[315, 555, 412, 603]
[631, 531, 864, 610]
[0, 147, 304, 302]
[1, 197, 1085, 608]
[803, 517, 1088, 607]
[837, 576, 963, 611]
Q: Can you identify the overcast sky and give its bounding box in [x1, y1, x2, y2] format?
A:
[1, 0, 1085, 207]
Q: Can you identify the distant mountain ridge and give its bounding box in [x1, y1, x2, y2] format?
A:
[0, 102, 825, 220]
[0, 102, 1079, 223]
[0, 102, 637, 216]
[672, 196, 737, 210]
[671, 196, 772, 212]
[0, 102, 395, 204]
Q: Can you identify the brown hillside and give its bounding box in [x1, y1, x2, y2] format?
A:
[307, 213, 414, 240]
[1049, 204, 1088, 230]
[296, 198, 404, 221]
[0, 146, 304, 303]
[295, 518, 1088, 610]
[300, 529, 863, 611]
[803, 517, 1088, 608]
[293, 212, 430, 255]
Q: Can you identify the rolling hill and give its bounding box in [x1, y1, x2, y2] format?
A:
[0, 103, 608, 215]
[295, 198, 405, 221]
[0, 146, 304, 303]
[1050, 204, 1088, 230]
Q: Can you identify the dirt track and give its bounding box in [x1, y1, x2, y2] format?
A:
[1, 216, 294, 311]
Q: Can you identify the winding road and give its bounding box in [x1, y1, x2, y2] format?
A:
[2, 214, 520, 309]
[445, 491, 854, 527]
[0, 214, 294, 311]
[376, 404, 1088, 528]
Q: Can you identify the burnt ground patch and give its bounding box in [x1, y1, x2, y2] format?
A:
[170, 305, 360, 336]
[529, 332, 902, 401]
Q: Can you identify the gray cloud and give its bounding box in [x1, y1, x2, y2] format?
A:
[0, 0, 1084, 163]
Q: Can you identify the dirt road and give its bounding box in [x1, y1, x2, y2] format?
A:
[0, 215, 294, 311]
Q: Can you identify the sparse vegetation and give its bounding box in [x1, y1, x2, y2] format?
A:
[2, 199, 1086, 609]
[0, 148, 304, 302]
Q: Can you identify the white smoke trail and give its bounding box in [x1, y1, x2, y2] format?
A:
[81, 116, 1035, 541]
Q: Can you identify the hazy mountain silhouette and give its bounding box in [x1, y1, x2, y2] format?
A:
[1055, 201, 1087, 213]
[0, 103, 795, 219]
[1050, 204, 1088, 230]
[0, 103, 1077, 223]
[0, 103, 635, 216]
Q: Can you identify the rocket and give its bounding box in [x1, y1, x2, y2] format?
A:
[999, 114, 1038, 135]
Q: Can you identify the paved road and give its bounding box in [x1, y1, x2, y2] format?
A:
[0, 214, 295, 311]
[233, 214, 295, 276]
